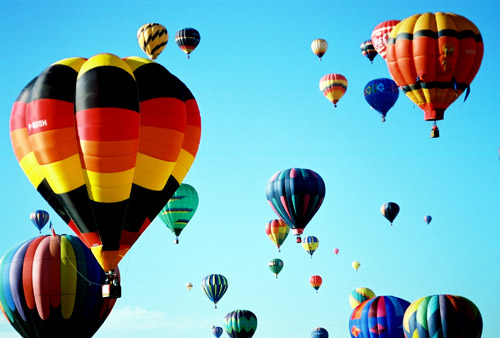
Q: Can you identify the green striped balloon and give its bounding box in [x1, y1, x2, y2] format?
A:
[201, 274, 228, 308]
[224, 310, 257, 338]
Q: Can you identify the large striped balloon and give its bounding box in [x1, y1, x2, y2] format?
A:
[9, 54, 202, 273]
[403, 294, 482, 338]
[385, 12, 483, 133]
[157, 183, 199, 244]
[265, 219, 290, 252]
[266, 168, 325, 243]
[0, 235, 116, 337]
[201, 274, 228, 308]
[224, 309, 257, 338]
[137, 23, 168, 60]
[319, 73, 348, 107]
[349, 295, 410, 338]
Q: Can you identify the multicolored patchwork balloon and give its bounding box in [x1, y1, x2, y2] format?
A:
[350, 287, 376, 309]
[302, 235, 319, 258]
[349, 295, 410, 338]
[319, 73, 348, 107]
[201, 274, 228, 308]
[403, 294, 482, 338]
[224, 309, 257, 338]
[0, 235, 117, 337]
[266, 168, 326, 243]
[265, 219, 290, 252]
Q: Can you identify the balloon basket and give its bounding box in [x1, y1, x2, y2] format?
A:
[431, 125, 440, 138]
[296, 237, 301, 243]
[102, 283, 121, 298]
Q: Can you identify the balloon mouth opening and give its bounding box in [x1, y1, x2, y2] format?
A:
[424, 109, 445, 121]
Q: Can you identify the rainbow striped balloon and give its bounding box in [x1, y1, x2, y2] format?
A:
[319, 73, 348, 107]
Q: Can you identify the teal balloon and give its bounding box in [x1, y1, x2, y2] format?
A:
[224, 310, 257, 338]
[268, 258, 284, 278]
[201, 274, 228, 308]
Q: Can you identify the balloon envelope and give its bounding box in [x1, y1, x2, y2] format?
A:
[333, 248, 339, 255]
[9, 54, 202, 273]
[371, 20, 400, 59]
[424, 215, 432, 224]
[386, 12, 483, 131]
[201, 274, 228, 308]
[311, 39, 328, 60]
[311, 327, 329, 338]
[403, 294, 482, 338]
[158, 183, 199, 243]
[224, 309, 257, 338]
[352, 261, 361, 272]
[349, 295, 410, 338]
[266, 168, 325, 242]
[310, 275, 322, 291]
[350, 287, 376, 309]
[0, 235, 117, 338]
[212, 326, 224, 338]
[265, 219, 290, 251]
[137, 23, 168, 59]
[268, 258, 284, 278]
[302, 235, 319, 258]
[30, 210, 50, 232]
[360, 40, 377, 63]
[175, 28, 201, 58]
[364, 78, 399, 121]
[319, 73, 348, 107]
[381, 202, 400, 225]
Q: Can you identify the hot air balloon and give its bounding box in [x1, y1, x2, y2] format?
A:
[175, 28, 201, 59]
[371, 20, 400, 59]
[137, 23, 168, 60]
[424, 215, 432, 225]
[333, 248, 339, 255]
[403, 295, 483, 338]
[30, 210, 50, 233]
[186, 282, 193, 291]
[265, 219, 290, 252]
[266, 168, 325, 243]
[381, 202, 400, 225]
[212, 326, 224, 338]
[224, 309, 257, 338]
[268, 258, 284, 278]
[364, 78, 399, 122]
[310, 275, 322, 293]
[349, 295, 410, 338]
[352, 261, 361, 272]
[302, 235, 319, 258]
[319, 73, 348, 107]
[9, 54, 202, 296]
[360, 40, 378, 63]
[386, 12, 484, 138]
[311, 39, 328, 60]
[201, 274, 228, 309]
[311, 327, 329, 338]
[349, 287, 376, 309]
[0, 235, 117, 338]
[158, 183, 199, 244]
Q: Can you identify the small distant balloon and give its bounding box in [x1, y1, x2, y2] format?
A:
[175, 27, 201, 59]
[268, 258, 284, 278]
[381, 202, 400, 225]
[302, 235, 319, 258]
[319, 73, 347, 107]
[30, 210, 50, 233]
[186, 282, 193, 291]
[360, 40, 377, 63]
[212, 326, 224, 338]
[424, 215, 432, 224]
[265, 219, 290, 252]
[310, 275, 322, 293]
[333, 248, 339, 255]
[364, 78, 399, 122]
[201, 274, 228, 309]
[137, 23, 168, 60]
[311, 39, 328, 60]
[311, 327, 329, 338]
[352, 261, 361, 272]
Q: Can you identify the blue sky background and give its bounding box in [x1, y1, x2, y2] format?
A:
[0, 1, 499, 337]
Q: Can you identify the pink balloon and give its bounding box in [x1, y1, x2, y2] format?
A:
[333, 248, 339, 255]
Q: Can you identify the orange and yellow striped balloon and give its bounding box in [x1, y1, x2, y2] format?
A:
[9, 53, 201, 272]
[319, 73, 348, 107]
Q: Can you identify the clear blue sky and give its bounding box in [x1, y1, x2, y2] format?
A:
[0, 1, 499, 337]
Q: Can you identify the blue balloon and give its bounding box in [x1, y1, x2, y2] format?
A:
[311, 327, 329, 338]
[364, 78, 399, 122]
[212, 325, 223, 338]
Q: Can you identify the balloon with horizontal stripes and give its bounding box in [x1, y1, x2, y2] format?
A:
[224, 309, 257, 338]
[268, 258, 283, 278]
[30, 210, 50, 233]
[0, 235, 117, 338]
[137, 23, 168, 60]
[158, 183, 199, 244]
[201, 274, 228, 308]
[266, 168, 325, 243]
[9, 53, 202, 275]
[360, 40, 377, 63]
[302, 235, 319, 258]
[265, 219, 289, 252]
[319, 73, 348, 107]
[385, 12, 484, 137]
[175, 27, 201, 59]
[310, 275, 322, 292]
[403, 294, 482, 338]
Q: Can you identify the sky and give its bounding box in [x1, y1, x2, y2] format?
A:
[0, 0, 499, 337]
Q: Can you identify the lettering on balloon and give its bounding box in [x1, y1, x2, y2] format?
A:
[28, 120, 48, 130]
